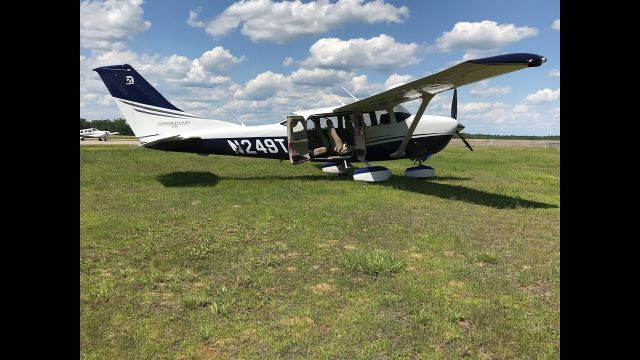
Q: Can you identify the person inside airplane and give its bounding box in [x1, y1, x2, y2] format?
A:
[325, 119, 351, 155]
[308, 118, 329, 157]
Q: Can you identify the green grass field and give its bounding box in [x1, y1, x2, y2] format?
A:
[80, 145, 559, 359]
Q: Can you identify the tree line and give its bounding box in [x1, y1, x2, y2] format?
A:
[80, 118, 134, 135]
[460, 133, 560, 140]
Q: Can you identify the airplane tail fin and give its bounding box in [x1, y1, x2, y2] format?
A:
[93, 64, 181, 112]
[93, 64, 238, 139]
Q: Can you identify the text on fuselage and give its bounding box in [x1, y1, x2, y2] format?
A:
[158, 120, 190, 128]
[227, 138, 287, 155]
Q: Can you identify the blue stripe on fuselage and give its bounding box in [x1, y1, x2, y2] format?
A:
[146, 135, 453, 161]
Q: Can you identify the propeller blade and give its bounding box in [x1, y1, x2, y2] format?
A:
[456, 130, 473, 151]
[451, 88, 457, 120]
[450, 88, 470, 150]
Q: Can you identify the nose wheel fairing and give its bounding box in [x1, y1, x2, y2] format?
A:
[404, 165, 435, 178]
[405, 135, 453, 161]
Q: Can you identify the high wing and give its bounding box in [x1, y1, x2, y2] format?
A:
[334, 53, 546, 113]
[332, 53, 546, 159]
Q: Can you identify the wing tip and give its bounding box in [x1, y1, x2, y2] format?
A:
[468, 53, 547, 67]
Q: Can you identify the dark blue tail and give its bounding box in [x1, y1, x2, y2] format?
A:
[93, 64, 182, 111]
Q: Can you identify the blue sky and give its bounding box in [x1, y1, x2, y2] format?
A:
[80, 0, 560, 135]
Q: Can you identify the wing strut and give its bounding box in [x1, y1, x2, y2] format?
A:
[390, 93, 434, 158]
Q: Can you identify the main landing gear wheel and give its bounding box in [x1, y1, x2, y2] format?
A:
[404, 165, 435, 178]
[352, 166, 392, 182]
[322, 161, 352, 175]
[404, 154, 435, 178]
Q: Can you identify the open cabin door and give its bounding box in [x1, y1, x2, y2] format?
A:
[351, 113, 367, 162]
[286, 115, 310, 164]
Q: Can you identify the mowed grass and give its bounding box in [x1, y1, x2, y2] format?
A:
[80, 145, 559, 359]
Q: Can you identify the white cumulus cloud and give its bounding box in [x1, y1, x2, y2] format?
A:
[80, 0, 151, 51]
[302, 34, 420, 71]
[435, 20, 538, 59]
[548, 69, 560, 77]
[512, 104, 529, 113]
[524, 88, 560, 104]
[233, 71, 290, 100]
[282, 57, 295, 67]
[461, 102, 496, 114]
[187, 9, 205, 28]
[197, 47, 246, 73]
[384, 73, 414, 89]
[194, 0, 409, 43]
[552, 19, 560, 31]
[470, 86, 512, 97]
[290, 68, 352, 86]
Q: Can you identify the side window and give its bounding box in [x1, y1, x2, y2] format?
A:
[377, 110, 391, 125]
[306, 119, 316, 131]
[361, 113, 372, 127]
[368, 112, 378, 126]
[394, 112, 411, 122]
[393, 105, 411, 123]
[291, 119, 306, 140]
[319, 116, 339, 130]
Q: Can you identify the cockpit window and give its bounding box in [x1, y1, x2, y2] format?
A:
[394, 112, 411, 122]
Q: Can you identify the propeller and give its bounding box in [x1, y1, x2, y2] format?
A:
[451, 88, 473, 151]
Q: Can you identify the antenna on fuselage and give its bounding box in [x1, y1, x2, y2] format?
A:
[229, 110, 246, 126]
[342, 87, 359, 101]
[328, 90, 345, 106]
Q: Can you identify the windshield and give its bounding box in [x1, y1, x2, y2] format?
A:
[393, 105, 409, 114]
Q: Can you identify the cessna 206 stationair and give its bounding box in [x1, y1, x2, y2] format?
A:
[80, 128, 119, 141]
[94, 53, 546, 182]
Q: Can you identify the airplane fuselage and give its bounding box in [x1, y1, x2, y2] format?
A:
[145, 111, 458, 162]
[80, 129, 111, 139]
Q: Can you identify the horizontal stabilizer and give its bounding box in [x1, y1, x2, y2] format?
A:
[138, 134, 200, 147]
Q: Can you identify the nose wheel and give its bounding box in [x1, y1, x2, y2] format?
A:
[404, 155, 435, 178]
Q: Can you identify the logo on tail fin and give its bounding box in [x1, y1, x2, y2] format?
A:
[126, 76, 134, 85]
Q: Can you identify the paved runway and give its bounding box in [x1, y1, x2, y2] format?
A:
[80, 139, 138, 145]
[448, 139, 560, 148]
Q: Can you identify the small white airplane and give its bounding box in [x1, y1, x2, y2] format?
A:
[80, 128, 119, 141]
[94, 53, 546, 182]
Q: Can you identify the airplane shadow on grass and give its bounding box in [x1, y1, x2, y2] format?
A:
[157, 171, 221, 187]
[157, 171, 556, 209]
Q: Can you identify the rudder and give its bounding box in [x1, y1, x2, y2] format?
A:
[93, 64, 181, 111]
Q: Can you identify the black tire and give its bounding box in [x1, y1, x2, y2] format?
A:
[81, 138, 84, 141]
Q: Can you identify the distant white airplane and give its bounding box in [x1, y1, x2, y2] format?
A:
[80, 128, 119, 141]
[94, 53, 546, 182]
